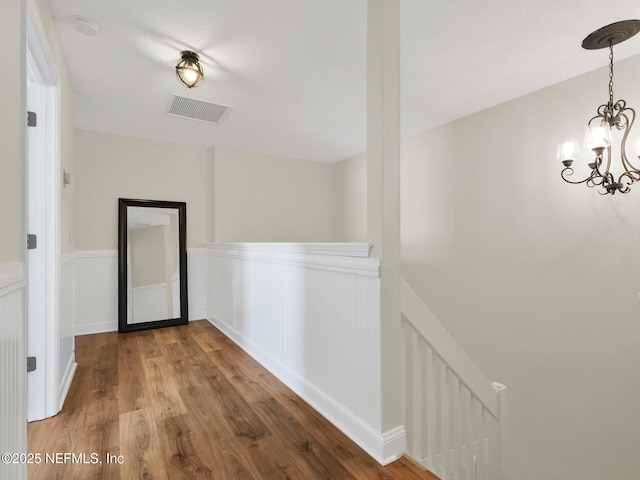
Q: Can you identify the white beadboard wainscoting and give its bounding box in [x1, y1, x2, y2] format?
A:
[187, 248, 208, 320]
[74, 250, 119, 335]
[72, 249, 209, 335]
[0, 262, 27, 480]
[205, 242, 406, 465]
[401, 278, 507, 480]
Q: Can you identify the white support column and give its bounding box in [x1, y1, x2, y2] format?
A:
[367, 0, 404, 458]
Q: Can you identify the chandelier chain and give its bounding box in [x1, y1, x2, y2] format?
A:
[608, 42, 614, 107]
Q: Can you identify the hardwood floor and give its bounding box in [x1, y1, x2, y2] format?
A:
[28, 320, 439, 480]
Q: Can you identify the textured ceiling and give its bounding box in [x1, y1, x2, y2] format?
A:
[49, 0, 640, 163]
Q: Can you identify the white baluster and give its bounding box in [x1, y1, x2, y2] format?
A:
[426, 345, 436, 469]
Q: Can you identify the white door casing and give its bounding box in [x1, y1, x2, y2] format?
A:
[26, 1, 61, 421]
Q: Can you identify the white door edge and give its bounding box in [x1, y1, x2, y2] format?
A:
[26, 0, 62, 421]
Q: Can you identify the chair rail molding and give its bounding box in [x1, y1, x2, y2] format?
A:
[205, 242, 378, 276]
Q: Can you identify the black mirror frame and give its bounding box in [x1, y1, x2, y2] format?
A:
[118, 198, 188, 333]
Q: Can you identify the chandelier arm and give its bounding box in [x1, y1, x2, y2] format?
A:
[596, 171, 619, 194]
[561, 167, 600, 185]
[612, 99, 628, 124]
[586, 174, 606, 188]
[587, 172, 610, 187]
[591, 108, 608, 122]
[601, 145, 613, 179]
[618, 109, 640, 172]
[590, 160, 603, 179]
[586, 148, 611, 181]
[618, 172, 638, 191]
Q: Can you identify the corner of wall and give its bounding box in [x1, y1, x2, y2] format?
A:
[206, 146, 216, 243]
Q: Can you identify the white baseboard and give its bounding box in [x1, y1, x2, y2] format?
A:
[75, 317, 209, 335]
[379, 426, 408, 465]
[75, 320, 117, 336]
[189, 309, 208, 321]
[206, 315, 406, 465]
[58, 357, 77, 411]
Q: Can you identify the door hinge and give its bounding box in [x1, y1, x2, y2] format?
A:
[27, 356, 37, 373]
[27, 111, 37, 127]
[27, 234, 37, 250]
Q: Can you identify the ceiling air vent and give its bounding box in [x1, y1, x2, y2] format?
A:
[166, 95, 230, 124]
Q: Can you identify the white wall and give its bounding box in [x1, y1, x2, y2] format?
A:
[74, 130, 211, 249]
[0, 1, 26, 479]
[400, 55, 640, 479]
[0, 0, 24, 267]
[74, 134, 337, 248]
[332, 153, 367, 241]
[214, 147, 334, 242]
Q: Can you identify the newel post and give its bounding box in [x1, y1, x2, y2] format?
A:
[492, 382, 508, 480]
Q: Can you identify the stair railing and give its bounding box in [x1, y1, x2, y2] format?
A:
[401, 278, 507, 480]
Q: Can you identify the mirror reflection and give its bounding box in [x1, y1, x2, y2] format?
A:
[118, 199, 188, 332]
[127, 207, 180, 324]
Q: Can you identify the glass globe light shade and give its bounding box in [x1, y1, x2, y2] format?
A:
[176, 51, 204, 88]
[557, 138, 580, 165]
[585, 121, 611, 152]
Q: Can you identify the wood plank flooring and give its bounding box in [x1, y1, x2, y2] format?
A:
[28, 320, 439, 480]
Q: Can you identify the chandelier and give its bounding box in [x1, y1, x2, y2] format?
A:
[558, 20, 640, 194]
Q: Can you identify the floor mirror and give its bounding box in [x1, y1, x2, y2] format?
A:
[118, 198, 188, 332]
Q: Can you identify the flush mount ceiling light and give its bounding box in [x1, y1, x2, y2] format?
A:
[175, 51, 204, 89]
[558, 19, 640, 195]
